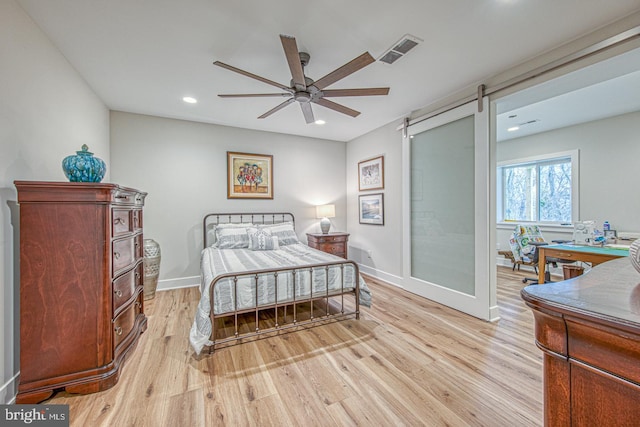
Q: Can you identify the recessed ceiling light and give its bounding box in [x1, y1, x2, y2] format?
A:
[507, 126, 520, 132]
[183, 96, 197, 104]
[314, 119, 326, 125]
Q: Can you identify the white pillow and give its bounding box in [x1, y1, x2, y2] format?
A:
[258, 222, 299, 246]
[213, 223, 253, 249]
[247, 227, 279, 251]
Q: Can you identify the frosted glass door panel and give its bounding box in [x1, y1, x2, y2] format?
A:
[410, 115, 475, 296]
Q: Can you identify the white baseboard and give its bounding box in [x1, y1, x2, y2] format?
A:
[358, 264, 404, 289]
[489, 305, 501, 322]
[1, 373, 19, 404]
[157, 275, 199, 292]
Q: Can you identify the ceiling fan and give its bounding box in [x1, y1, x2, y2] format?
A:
[214, 34, 390, 124]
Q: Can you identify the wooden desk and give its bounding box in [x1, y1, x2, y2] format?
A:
[521, 258, 640, 426]
[537, 244, 628, 284]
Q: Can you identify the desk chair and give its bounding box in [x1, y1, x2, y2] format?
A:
[510, 224, 574, 284]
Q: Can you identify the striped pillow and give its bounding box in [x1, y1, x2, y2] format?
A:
[213, 223, 253, 249]
[258, 222, 299, 246]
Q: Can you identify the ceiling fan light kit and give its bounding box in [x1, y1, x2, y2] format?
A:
[214, 34, 390, 124]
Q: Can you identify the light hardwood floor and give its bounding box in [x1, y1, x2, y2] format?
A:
[48, 267, 543, 426]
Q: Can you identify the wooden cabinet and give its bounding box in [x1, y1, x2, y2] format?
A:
[521, 257, 640, 426]
[15, 181, 147, 404]
[307, 232, 349, 259]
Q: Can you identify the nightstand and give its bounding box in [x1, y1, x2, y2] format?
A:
[307, 232, 350, 259]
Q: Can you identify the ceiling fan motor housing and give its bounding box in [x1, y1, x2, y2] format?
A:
[299, 51, 310, 67]
[294, 91, 312, 102]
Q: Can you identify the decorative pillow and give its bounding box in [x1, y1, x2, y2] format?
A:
[213, 223, 253, 249]
[258, 222, 299, 246]
[247, 227, 279, 251]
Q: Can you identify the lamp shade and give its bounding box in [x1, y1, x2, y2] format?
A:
[316, 204, 336, 219]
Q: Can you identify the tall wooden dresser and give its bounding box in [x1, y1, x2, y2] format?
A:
[15, 181, 148, 404]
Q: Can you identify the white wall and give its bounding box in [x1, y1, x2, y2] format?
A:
[109, 111, 347, 289]
[496, 111, 640, 258]
[0, 0, 109, 403]
[346, 121, 403, 285]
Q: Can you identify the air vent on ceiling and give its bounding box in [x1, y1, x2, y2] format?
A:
[378, 34, 422, 65]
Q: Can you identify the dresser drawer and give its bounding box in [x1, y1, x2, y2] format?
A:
[112, 189, 145, 206]
[316, 235, 347, 243]
[319, 243, 346, 257]
[113, 302, 136, 350]
[113, 236, 136, 275]
[112, 263, 142, 315]
[132, 209, 143, 231]
[112, 209, 132, 236]
[113, 292, 144, 352]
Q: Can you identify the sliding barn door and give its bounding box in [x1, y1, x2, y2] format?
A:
[402, 99, 496, 320]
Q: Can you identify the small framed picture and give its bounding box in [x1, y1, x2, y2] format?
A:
[359, 193, 384, 225]
[358, 155, 384, 191]
[604, 229, 617, 238]
[227, 152, 273, 199]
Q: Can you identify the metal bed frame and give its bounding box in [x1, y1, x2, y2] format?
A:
[202, 212, 360, 353]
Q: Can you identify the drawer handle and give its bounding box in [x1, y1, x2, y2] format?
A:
[135, 272, 140, 279]
[114, 217, 125, 225]
[114, 326, 123, 336]
[115, 195, 129, 200]
[135, 301, 141, 308]
[114, 252, 120, 260]
[115, 289, 123, 298]
[555, 252, 573, 258]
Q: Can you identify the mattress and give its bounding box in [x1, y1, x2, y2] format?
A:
[189, 243, 371, 354]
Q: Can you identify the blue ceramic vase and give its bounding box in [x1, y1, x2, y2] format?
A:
[62, 144, 106, 182]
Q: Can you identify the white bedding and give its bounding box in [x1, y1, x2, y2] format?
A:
[189, 243, 371, 354]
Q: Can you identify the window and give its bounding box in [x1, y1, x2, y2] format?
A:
[497, 150, 578, 224]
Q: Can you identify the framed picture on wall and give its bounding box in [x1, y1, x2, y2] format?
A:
[359, 193, 384, 225]
[358, 155, 384, 191]
[227, 151, 273, 199]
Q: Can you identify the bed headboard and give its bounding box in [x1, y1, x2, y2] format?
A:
[203, 212, 295, 248]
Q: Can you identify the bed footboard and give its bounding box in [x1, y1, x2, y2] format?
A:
[207, 261, 360, 353]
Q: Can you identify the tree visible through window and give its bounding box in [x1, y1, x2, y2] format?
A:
[501, 156, 572, 223]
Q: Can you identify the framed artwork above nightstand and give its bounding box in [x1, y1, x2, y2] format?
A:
[307, 232, 349, 259]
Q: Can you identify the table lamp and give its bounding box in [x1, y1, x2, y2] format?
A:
[316, 204, 336, 234]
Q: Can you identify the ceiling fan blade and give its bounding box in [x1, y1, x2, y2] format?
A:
[258, 98, 295, 119]
[322, 88, 390, 97]
[313, 98, 360, 117]
[218, 93, 291, 98]
[300, 102, 315, 124]
[312, 52, 375, 90]
[214, 61, 292, 92]
[280, 35, 306, 90]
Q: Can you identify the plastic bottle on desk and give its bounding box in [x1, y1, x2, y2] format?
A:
[603, 221, 610, 231]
